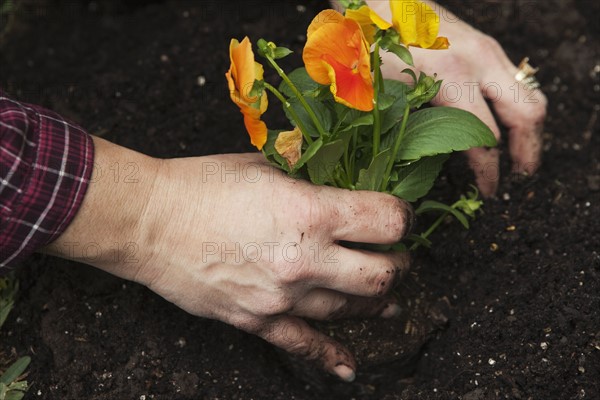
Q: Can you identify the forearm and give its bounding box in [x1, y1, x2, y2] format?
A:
[43, 136, 161, 282]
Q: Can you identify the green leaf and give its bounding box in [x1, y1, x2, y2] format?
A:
[0, 1, 14, 16]
[0, 357, 31, 385]
[273, 47, 293, 59]
[292, 138, 324, 172]
[6, 390, 26, 400]
[380, 80, 409, 135]
[378, 93, 396, 111]
[7, 381, 27, 392]
[342, 113, 374, 131]
[0, 300, 13, 330]
[383, 79, 409, 102]
[285, 97, 333, 137]
[391, 242, 407, 252]
[385, 43, 414, 66]
[391, 155, 449, 202]
[396, 107, 497, 161]
[0, 277, 16, 330]
[356, 150, 391, 191]
[407, 78, 443, 109]
[261, 129, 290, 172]
[402, 68, 418, 86]
[307, 139, 346, 185]
[279, 68, 321, 98]
[338, 0, 367, 10]
[416, 201, 470, 229]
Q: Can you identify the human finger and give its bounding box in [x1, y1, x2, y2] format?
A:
[480, 67, 547, 175]
[256, 315, 357, 382]
[324, 189, 414, 244]
[307, 247, 409, 298]
[432, 83, 502, 197]
[290, 288, 401, 320]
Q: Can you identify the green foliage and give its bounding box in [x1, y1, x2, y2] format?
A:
[307, 139, 346, 185]
[0, 0, 14, 16]
[285, 97, 333, 138]
[391, 155, 449, 202]
[0, 277, 17, 330]
[356, 150, 390, 191]
[256, 39, 292, 60]
[279, 68, 321, 98]
[255, 26, 496, 250]
[291, 138, 323, 172]
[338, 0, 367, 10]
[0, 356, 30, 400]
[417, 200, 470, 229]
[0, 0, 16, 40]
[0, 276, 30, 400]
[395, 107, 497, 161]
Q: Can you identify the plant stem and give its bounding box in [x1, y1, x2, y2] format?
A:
[409, 200, 461, 251]
[350, 129, 358, 183]
[380, 104, 410, 191]
[265, 55, 327, 138]
[372, 42, 383, 157]
[264, 83, 313, 145]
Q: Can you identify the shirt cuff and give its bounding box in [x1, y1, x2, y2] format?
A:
[0, 91, 95, 268]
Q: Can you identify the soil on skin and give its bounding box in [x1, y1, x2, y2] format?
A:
[1, 0, 599, 399]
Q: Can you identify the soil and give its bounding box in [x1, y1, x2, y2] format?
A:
[1, 0, 599, 399]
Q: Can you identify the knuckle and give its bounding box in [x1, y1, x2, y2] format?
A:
[275, 257, 311, 285]
[286, 338, 315, 358]
[294, 190, 328, 229]
[473, 34, 503, 58]
[229, 313, 262, 334]
[261, 294, 294, 316]
[368, 264, 396, 297]
[439, 52, 470, 76]
[516, 99, 547, 126]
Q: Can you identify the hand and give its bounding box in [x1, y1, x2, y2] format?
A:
[45, 137, 413, 381]
[369, 0, 548, 197]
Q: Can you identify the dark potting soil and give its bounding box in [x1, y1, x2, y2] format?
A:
[1, 0, 599, 399]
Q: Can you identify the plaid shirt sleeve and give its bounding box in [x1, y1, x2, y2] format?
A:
[0, 89, 95, 269]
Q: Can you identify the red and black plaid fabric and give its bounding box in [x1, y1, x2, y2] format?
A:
[0, 89, 94, 268]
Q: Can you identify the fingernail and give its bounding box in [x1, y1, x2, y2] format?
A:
[380, 303, 402, 319]
[333, 364, 356, 382]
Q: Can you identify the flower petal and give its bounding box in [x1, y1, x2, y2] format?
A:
[390, 0, 442, 49]
[303, 10, 374, 110]
[240, 103, 267, 150]
[275, 127, 303, 168]
[345, 5, 392, 44]
[307, 9, 345, 38]
[226, 37, 269, 150]
[322, 57, 374, 112]
[230, 37, 262, 103]
[426, 36, 450, 50]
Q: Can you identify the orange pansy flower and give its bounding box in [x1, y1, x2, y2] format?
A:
[303, 10, 374, 112]
[226, 37, 269, 150]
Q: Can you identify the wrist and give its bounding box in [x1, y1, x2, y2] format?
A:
[44, 136, 162, 281]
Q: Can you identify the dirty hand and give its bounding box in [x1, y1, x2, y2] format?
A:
[367, 0, 548, 197]
[45, 136, 413, 382]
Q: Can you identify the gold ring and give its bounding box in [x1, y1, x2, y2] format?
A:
[515, 57, 540, 90]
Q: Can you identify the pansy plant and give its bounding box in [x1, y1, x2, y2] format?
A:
[225, 0, 497, 249]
